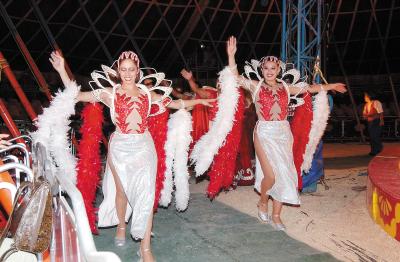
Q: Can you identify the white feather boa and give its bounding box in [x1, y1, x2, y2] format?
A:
[190, 67, 239, 176]
[31, 81, 79, 184]
[159, 109, 192, 211]
[301, 91, 330, 173]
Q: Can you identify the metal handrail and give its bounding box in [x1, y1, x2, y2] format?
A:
[1, 155, 22, 188]
[0, 143, 31, 168]
[7, 135, 33, 144]
[0, 162, 34, 182]
[34, 142, 120, 262]
[52, 170, 121, 262]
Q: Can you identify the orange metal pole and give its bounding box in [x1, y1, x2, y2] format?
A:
[13, 35, 52, 101]
[0, 98, 24, 144]
[0, 53, 38, 121]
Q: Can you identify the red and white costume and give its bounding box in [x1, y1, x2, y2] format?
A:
[252, 83, 300, 205]
[89, 60, 177, 239]
[94, 84, 158, 239]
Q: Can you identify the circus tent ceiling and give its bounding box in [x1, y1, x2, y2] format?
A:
[1, 0, 400, 81]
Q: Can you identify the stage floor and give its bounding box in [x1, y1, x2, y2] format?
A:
[94, 193, 337, 262]
[94, 142, 400, 262]
[207, 142, 400, 262]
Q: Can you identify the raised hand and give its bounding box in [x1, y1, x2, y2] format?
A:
[49, 51, 65, 73]
[180, 69, 193, 81]
[226, 36, 237, 57]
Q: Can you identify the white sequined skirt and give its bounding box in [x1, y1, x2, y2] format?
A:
[254, 120, 300, 205]
[98, 131, 157, 239]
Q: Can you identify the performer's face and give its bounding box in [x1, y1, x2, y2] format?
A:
[118, 59, 138, 84]
[261, 61, 280, 82]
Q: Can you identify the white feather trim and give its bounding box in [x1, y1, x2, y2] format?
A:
[301, 91, 330, 173]
[190, 67, 239, 176]
[159, 117, 175, 207]
[171, 110, 192, 211]
[31, 81, 79, 184]
[159, 109, 192, 211]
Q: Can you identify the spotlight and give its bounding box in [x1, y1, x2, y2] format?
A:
[200, 43, 205, 49]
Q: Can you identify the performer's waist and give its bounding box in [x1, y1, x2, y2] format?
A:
[112, 130, 151, 141]
[113, 129, 149, 136]
[255, 120, 291, 133]
[257, 120, 289, 125]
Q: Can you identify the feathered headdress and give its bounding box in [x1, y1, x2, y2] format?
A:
[88, 51, 172, 116]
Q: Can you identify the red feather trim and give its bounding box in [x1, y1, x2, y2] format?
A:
[147, 106, 169, 211]
[207, 89, 246, 198]
[235, 104, 257, 186]
[290, 94, 313, 190]
[76, 103, 104, 234]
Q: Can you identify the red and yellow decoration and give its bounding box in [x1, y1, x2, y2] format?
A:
[367, 155, 400, 241]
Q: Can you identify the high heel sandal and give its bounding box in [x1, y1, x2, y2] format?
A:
[257, 201, 271, 223]
[137, 248, 156, 262]
[114, 226, 126, 247]
[271, 215, 286, 231]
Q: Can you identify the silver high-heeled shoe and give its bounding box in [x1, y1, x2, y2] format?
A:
[257, 202, 271, 223]
[272, 215, 286, 231]
[114, 226, 126, 247]
[273, 223, 286, 231]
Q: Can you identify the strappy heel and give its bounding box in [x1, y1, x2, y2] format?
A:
[114, 226, 126, 247]
[257, 201, 271, 223]
[271, 215, 286, 231]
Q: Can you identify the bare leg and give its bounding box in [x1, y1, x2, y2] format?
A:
[272, 200, 283, 224]
[140, 210, 155, 262]
[254, 131, 275, 213]
[108, 157, 128, 239]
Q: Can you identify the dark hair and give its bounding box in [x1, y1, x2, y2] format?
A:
[364, 91, 378, 100]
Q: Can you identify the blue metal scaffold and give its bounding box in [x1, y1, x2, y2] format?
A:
[281, 0, 322, 79]
[281, 0, 325, 192]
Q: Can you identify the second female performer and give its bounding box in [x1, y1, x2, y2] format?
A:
[226, 37, 346, 231]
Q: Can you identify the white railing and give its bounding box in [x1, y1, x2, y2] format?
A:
[0, 139, 121, 262]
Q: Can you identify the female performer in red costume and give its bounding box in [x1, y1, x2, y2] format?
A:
[181, 69, 249, 198]
[50, 51, 213, 261]
[226, 37, 346, 230]
[180, 69, 218, 143]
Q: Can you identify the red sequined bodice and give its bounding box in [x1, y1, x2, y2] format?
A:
[114, 90, 149, 134]
[255, 85, 288, 121]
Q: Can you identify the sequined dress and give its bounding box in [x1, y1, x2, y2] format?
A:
[253, 84, 300, 205]
[95, 86, 157, 239]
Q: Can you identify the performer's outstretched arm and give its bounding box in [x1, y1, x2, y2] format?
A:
[151, 92, 215, 110]
[181, 69, 211, 99]
[49, 51, 109, 103]
[289, 83, 347, 95]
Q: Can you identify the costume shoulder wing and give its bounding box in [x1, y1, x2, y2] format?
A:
[136, 68, 173, 117]
[89, 65, 117, 107]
